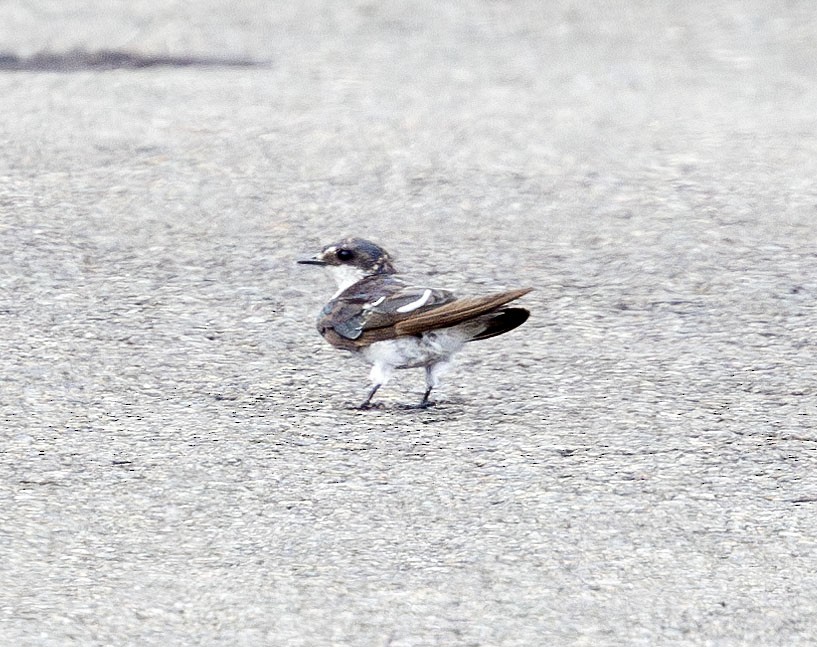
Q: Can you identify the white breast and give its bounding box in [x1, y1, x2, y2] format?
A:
[328, 265, 366, 297]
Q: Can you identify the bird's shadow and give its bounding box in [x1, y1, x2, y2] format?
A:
[344, 397, 466, 413]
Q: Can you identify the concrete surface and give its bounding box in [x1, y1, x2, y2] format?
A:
[2, 1, 817, 645]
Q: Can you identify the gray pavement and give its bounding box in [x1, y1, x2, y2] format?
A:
[2, 1, 817, 645]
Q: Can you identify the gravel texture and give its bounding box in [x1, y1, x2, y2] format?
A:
[2, 2, 817, 645]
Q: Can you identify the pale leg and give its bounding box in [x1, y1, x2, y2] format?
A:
[358, 361, 394, 409]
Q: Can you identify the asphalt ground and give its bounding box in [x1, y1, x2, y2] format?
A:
[2, 2, 817, 645]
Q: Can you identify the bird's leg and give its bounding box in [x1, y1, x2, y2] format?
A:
[398, 387, 435, 409]
[357, 383, 382, 410]
[418, 361, 448, 408]
[418, 386, 434, 408]
[357, 362, 393, 410]
[399, 363, 443, 410]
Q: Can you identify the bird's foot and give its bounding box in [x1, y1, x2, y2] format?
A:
[400, 386, 436, 410]
[353, 384, 383, 410]
[398, 399, 436, 410]
[354, 401, 385, 411]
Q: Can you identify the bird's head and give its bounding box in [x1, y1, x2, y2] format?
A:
[298, 238, 397, 292]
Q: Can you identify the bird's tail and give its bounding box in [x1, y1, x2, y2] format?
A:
[467, 307, 530, 342]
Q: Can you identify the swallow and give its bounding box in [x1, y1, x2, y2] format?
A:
[298, 237, 531, 409]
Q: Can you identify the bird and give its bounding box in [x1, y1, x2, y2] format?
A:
[298, 237, 531, 409]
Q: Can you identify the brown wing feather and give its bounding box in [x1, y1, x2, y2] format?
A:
[392, 287, 532, 336]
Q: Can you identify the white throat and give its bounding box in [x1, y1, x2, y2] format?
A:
[328, 265, 367, 297]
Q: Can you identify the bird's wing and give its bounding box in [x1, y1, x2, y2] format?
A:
[318, 282, 456, 347]
[318, 279, 531, 349]
[393, 287, 532, 336]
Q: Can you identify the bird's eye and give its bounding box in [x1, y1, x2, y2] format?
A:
[336, 248, 354, 261]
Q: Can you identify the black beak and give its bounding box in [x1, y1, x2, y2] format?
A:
[297, 255, 327, 266]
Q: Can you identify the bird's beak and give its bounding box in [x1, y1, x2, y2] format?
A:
[297, 254, 327, 266]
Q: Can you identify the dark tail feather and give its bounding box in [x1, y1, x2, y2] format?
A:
[468, 307, 530, 342]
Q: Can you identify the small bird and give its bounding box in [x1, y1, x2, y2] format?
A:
[298, 238, 531, 409]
